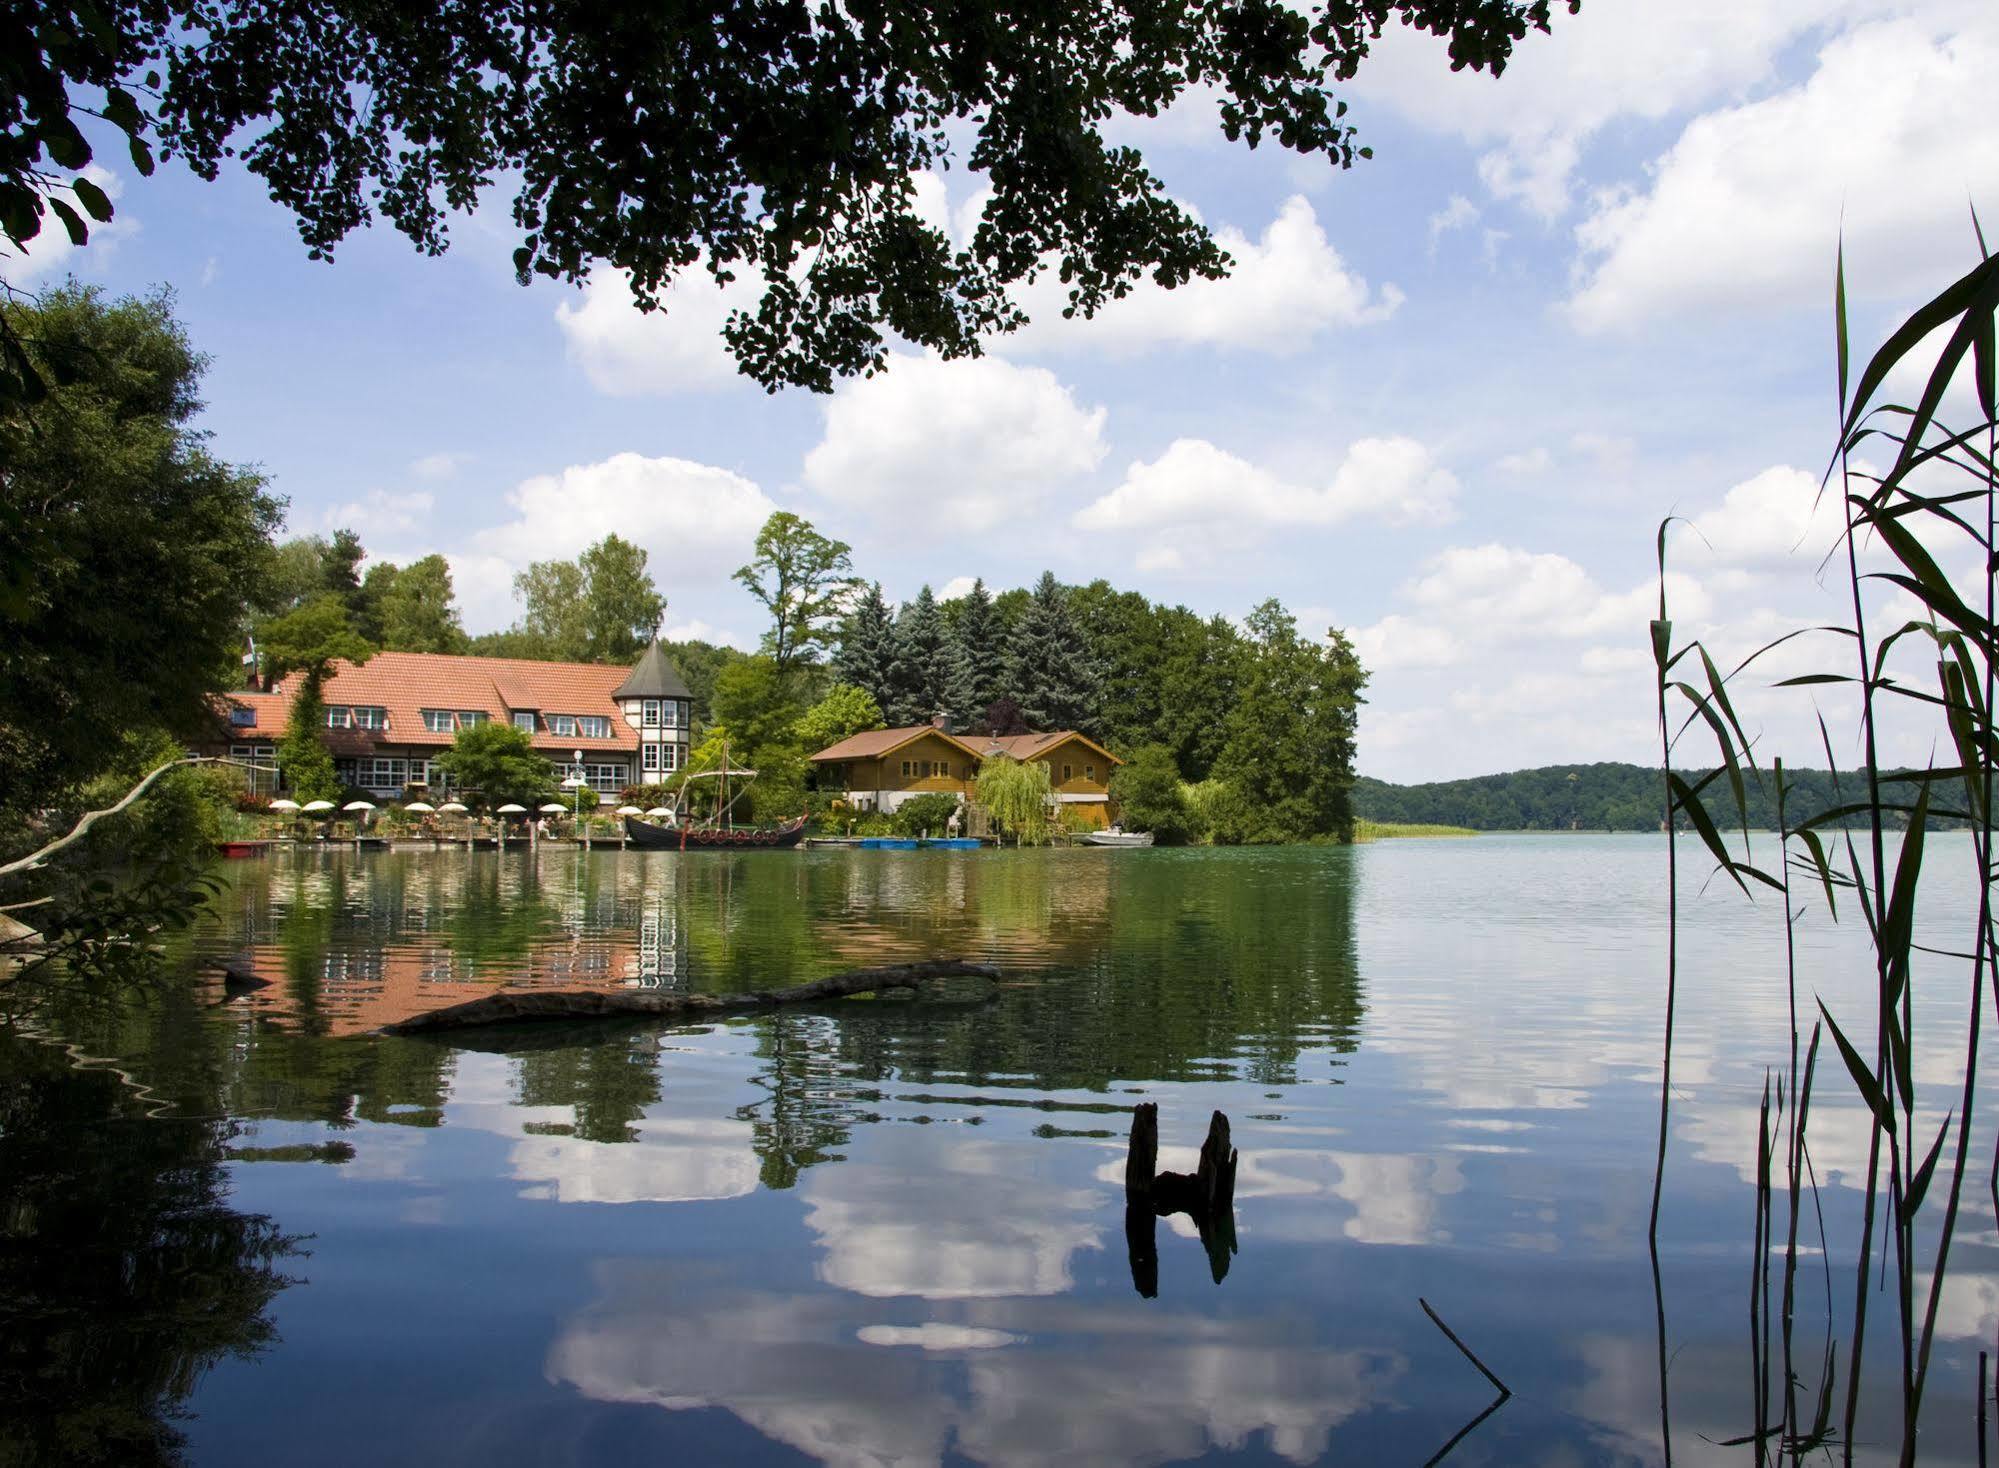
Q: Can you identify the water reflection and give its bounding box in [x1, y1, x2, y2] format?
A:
[0, 1031, 297, 1467]
[27, 838, 1999, 1463]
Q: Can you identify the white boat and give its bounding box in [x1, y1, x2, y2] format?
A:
[1082, 829, 1154, 848]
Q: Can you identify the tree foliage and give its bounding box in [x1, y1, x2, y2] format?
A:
[947, 578, 1005, 718]
[1005, 572, 1099, 733]
[832, 582, 899, 718]
[1108, 743, 1194, 843]
[887, 585, 967, 726]
[1210, 600, 1366, 843]
[376, 554, 467, 654]
[732, 511, 857, 676]
[511, 534, 664, 663]
[435, 722, 554, 808]
[975, 755, 1054, 846]
[0, 284, 278, 829]
[1, 1, 1570, 399]
[796, 686, 886, 753]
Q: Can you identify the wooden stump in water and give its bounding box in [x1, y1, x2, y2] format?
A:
[1123, 1105, 1239, 1295]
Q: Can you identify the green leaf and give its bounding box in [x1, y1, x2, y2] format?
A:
[1835, 235, 1850, 414]
[71, 175, 113, 224]
[1818, 1001, 1894, 1138]
[47, 196, 87, 247]
[1796, 827, 1839, 919]
[1878, 779, 1930, 1008]
[1844, 253, 1999, 439]
[128, 134, 155, 178]
[1668, 771, 1747, 895]
[1902, 1112, 1952, 1223]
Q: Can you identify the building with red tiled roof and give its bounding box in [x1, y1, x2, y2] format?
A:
[808, 720, 1122, 826]
[209, 642, 695, 798]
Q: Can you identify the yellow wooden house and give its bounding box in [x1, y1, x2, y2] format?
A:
[809, 723, 1123, 829]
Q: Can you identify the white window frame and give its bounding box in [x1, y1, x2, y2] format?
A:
[457, 710, 488, 727]
[550, 714, 578, 737]
[326, 706, 352, 729]
[353, 706, 387, 730]
[661, 743, 680, 773]
[579, 715, 611, 739]
[421, 709, 453, 732]
[513, 710, 536, 732]
[641, 699, 660, 728]
[642, 744, 661, 773]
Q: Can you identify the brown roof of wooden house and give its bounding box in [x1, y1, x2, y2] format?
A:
[807, 725, 983, 763]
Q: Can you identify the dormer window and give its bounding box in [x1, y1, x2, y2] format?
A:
[228, 706, 257, 728]
[550, 714, 578, 737]
[326, 706, 351, 729]
[579, 715, 610, 739]
[513, 711, 536, 732]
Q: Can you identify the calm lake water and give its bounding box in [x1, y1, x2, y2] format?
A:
[6, 835, 1997, 1466]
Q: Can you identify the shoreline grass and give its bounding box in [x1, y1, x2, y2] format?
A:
[1351, 819, 1478, 842]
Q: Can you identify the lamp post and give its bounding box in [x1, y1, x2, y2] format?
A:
[572, 748, 584, 820]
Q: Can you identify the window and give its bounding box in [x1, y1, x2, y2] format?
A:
[661, 743, 680, 773]
[230, 744, 275, 766]
[228, 706, 257, 728]
[457, 710, 488, 727]
[550, 714, 578, 737]
[1062, 764, 1073, 782]
[1085, 764, 1095, 783]
[352, 706, 387, 730]
[422, 709, 454, 732]
[578, 715, 611, 739]
[587, 763, 624, 794]
[642, 744, 661, 773]
[641, 699, 660, 728]
[513, 711, 536, 732]
[665, 700, 685, 728]
[361, 757, 408, 788]
[326, 706, 352, 729]
[334, 758, 358, 784]
[901, 760, 913, 777]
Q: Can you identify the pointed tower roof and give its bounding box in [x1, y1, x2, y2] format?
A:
[611, 641, 692, 700]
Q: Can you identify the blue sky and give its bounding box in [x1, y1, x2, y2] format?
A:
[8, 0, 1995, 781]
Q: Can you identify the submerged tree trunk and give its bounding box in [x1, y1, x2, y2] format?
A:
[376, 959, 1001, 1036]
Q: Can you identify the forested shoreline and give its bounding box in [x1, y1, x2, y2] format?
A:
[1354, 762, 1942, 832]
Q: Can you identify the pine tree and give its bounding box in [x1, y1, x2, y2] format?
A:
[950, 577, 1003, 718]
[887, 585, 968, 726]
[1004, 572, 1100, 732]
[832, 582, 898, 716]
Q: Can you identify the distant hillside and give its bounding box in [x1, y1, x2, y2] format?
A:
[1352, 762, 1922, 832]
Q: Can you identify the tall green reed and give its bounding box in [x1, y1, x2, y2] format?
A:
[1652, 236, 1999, 1465]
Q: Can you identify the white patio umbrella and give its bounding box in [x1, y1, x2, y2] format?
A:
[301, 800, 336, 812]
[342, 800, 376, 812]
[495, 803, 527, 814]
[537, 803, 567, 814]
[269, 798, 300, 812]
[645, 807, 673, 818]
[438, 802, 468, 813]
[615, 805, 643, 816]
[404, 801, 435, 813]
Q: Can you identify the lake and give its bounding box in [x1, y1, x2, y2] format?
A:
[4, 835, 1995, 1466]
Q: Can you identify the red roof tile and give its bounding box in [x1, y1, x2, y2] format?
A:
[212, 651, 652, 753]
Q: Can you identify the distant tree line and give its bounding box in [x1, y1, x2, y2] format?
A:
[1352, 763, 1945, 832]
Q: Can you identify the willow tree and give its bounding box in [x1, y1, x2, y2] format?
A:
[976, 755, 1053, 847]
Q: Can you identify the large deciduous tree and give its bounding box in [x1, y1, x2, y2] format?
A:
[377, 554, 467, 654]
[732, 512, 858, 677]
[0, 284, 278, 828]
[1, 2, 1569, 399]
[257, 594, 373, 802]
[435, 722, 554, 809]
[512, 534, 664, 663]
[1212, 599, 1367, 842]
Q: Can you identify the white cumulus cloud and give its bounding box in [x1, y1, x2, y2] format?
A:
[999, 195, 1401, 356]
[802, 352, 1107, 533]
[1075, 436, 1458, 563]
[553, 264, 763, 395]
[1568, 16, 1999, 331]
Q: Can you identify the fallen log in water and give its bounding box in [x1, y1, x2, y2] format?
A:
[375, 958, 1002, 1036]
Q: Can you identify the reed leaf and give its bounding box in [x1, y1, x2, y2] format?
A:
[1669, 772, 1749, 895]
[1796, 828, 1841, 917]
[1818, 1000, 1896, 1138]
[1903, 1113, 1954, 1225]
[1841, 254, 1999, 444]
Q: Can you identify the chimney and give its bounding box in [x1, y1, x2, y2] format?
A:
[931, 711, 955, 734]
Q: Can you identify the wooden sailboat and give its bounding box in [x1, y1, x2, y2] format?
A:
[622, 741, 809, 851]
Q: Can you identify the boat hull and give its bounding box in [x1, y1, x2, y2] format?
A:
[1082, 831, 1155, 848]
[624, 815, 809, 850]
